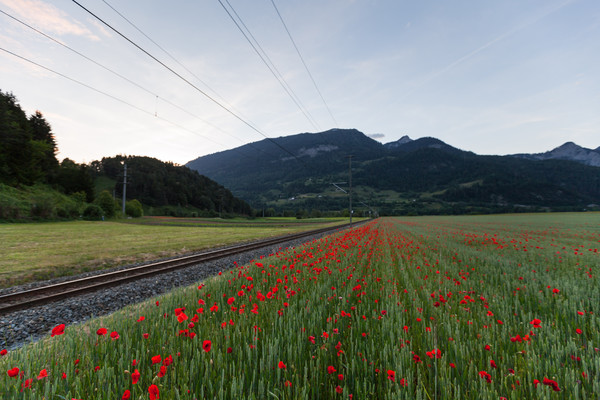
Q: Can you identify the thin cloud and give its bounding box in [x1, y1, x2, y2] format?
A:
[403, 0, 577, 99]
[0, 0, 100, 40]
[368, 133, 385, 139]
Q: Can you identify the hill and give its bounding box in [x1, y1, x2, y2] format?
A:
[91, 156, 252, 217]
[186, 129, 600, 215]
[0, 90, 251, 220]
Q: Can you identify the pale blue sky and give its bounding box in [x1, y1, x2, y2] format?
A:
[1, 0, 598, 164]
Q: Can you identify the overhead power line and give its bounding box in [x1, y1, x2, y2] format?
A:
[99, 0, 257, 130]
[217, 0, 319, 130]
[270, 0, 338, 127]
[70, 0, 305, 165]
[0, 7, 257, 154]
[0, 46, 260, 158]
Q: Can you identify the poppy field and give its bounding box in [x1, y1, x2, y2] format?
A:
[1, 213, 599, 399]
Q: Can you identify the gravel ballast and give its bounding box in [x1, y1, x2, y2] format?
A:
[0, 231, 334, 350]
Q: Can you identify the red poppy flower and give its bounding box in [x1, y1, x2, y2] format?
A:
[163, 355, 173, 366]
[96, 328, 107, 336]
[426, 349, 441, 359]
[21, 378, 33, 390]
[148, 384, 159, 400]
[51, 324, 65, 337]
[137, 316, 145, 322]
[478, 370, 492, 383]
[7, 367, 19, 377]
[542, 377, 561, 391]
[151, 355, 162, 364]
[110, 331, 120, 340]
[278, 361, 286, 369]
[202, 340, 212, 352]
[387, 370, 396, 382]
[490, 360, 497, 368]
[62, 372, 66, 379]
[177, 312, 188, 323]
[530, 319, 542, 328]
[327, 365, 336, 374]
[335, 385, 343, 394]
[227, 347, 233, 353]
[37, 368, 48, 380]
[575, 328, 582, 335]
[132, 369, 140, 384]
[143, 333, 149, 339]
[338, 374, 344, 381]
[122, 390, 131, 400]
[157, 365, 167, 378]
[0, 349, 7, 356]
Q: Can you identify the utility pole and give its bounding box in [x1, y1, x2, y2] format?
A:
[347, 155, 353, 225]
[122, 162, 127, 217]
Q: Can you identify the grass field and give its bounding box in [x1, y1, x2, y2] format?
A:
[1, 213, 598, 399]
[0, 217, 350, 288]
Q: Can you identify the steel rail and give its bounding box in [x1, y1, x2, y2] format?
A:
[0, 222, 358, 315]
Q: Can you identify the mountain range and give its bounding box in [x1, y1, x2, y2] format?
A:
[186, 129, 600, 215]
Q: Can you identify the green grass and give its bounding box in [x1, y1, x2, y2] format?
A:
[0, 217, 349, 288]
[1, 213, 598, 399]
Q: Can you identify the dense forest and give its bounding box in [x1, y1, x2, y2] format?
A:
[90, 156, 252, 216]
[0, 90, 251, 221]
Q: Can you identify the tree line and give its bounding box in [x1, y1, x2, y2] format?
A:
[0, 90, 251, 221]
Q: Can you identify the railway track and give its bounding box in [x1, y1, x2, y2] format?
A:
[0, 222, 358, 316]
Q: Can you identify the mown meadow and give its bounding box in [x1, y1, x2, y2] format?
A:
[0, 217, 348, 288]
[1, 213, 598, 399]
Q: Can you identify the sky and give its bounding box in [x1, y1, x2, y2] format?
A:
[1, 0, 599, 165]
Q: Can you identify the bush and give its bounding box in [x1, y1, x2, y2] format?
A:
[125, 199, 143, 218]
[30, 193, 55, 219]
[82, 204, 104, 220]
[0, 184, 26, 220]
[95, 190, 116, 218]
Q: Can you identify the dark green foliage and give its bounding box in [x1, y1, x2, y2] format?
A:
[93, 155, 252, 215]
[54, 159, 95, 202]
[125, 199, 143, 218]
[0, 91, 58, 186]
[95, 190, 116, 218]
[82, 204, 104, 220]
[0, 184, 84, 221]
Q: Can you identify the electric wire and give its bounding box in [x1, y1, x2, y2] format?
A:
[0, 46, 252, 157]
[70, 0, 306, 166]
[270, 0, 338, 127]
[99, 0, 260, 134]
[0, 8, 259, 158]
[218, 0, 320, 130]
